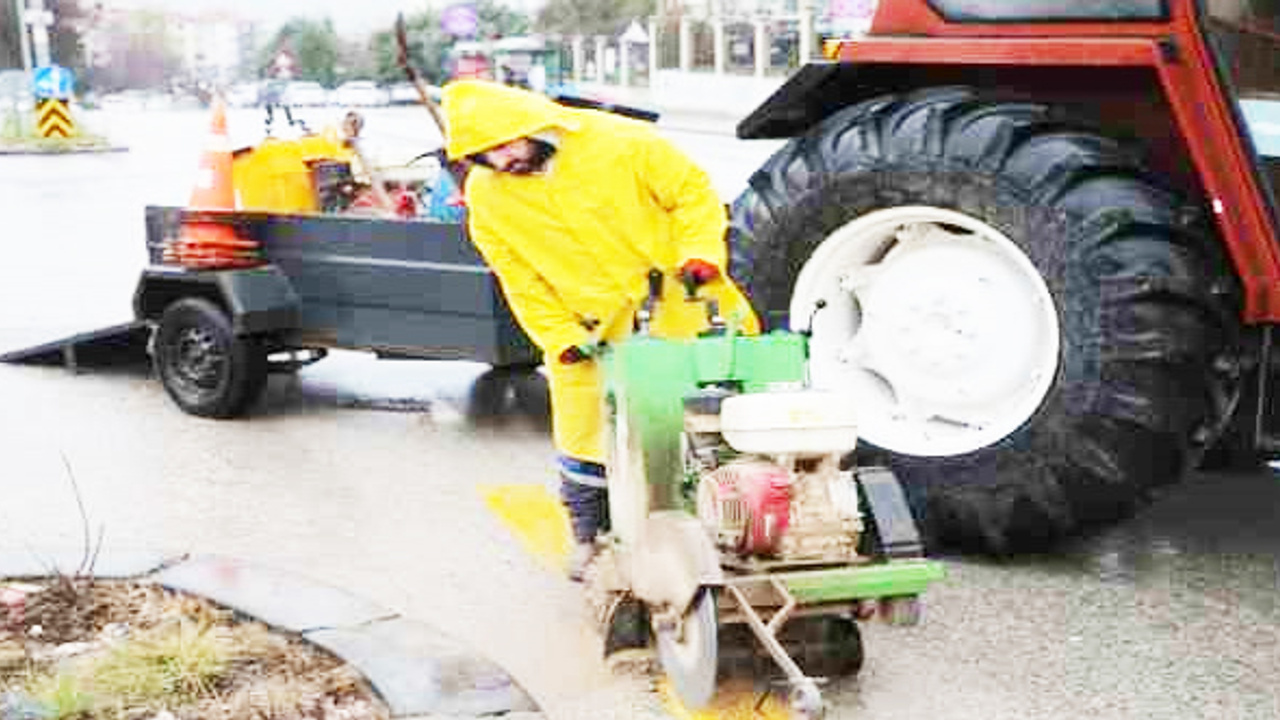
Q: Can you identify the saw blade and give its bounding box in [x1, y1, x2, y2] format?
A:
[657, 589, 718, 710]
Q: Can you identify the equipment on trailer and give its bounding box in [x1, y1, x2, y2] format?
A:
[586, 276, 943, 717]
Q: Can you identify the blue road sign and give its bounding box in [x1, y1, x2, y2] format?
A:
[33, 65, 74, 99]
[442, 4, 478, 37]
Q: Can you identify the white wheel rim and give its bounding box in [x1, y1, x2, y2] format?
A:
[790, 206, 1060, 457]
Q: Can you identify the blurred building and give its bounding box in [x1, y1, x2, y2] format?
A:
[170, 10, 258, 87]
[85, 2, 258, 89]
[554, 0, 875, 116]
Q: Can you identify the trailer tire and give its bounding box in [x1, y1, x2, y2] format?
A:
[729, 88, 1241, 554]
[154, 297, 269, 419]
[467, 366, 549, 428]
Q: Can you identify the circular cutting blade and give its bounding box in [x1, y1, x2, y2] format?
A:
[657, 588, 718, 710]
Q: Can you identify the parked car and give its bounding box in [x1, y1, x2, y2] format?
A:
[387, 82, 419, 105]
[331, 80, 388, 108]
[280, 81, 329, 107]
[98, 89, 175, 111]
[386, 82, 442, 106]
[225, 82, 262, 108]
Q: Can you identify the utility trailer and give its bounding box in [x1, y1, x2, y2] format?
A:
[9, 206, 541, 419]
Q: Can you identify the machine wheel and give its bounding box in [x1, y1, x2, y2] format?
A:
[790, 680, 825, 720]
[878, 596, 922, 627]
[729, 87, 1242, 554]
[153, 297, 268, 419]
[657, 588, 718, 710]
[794, 615, 863, 677]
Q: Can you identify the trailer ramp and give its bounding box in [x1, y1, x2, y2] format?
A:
[0, 322, 150, 373]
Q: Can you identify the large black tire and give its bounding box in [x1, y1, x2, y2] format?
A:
[153, 297, 268, 419]
[729, 87, 1242, 554]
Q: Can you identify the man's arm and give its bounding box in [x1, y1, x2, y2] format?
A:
[469, 213, 591, 355]
[636, 133, 729, 270]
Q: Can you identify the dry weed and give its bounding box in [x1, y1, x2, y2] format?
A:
[0, 579, 390, 720]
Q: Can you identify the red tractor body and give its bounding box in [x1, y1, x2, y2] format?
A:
[732, 0, 1280, 553]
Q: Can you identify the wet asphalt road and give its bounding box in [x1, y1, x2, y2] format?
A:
[1, 106, 1279, 720]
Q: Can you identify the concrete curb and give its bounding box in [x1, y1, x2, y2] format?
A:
[0, 550, 540, 718]
[0, 144, 128, 156]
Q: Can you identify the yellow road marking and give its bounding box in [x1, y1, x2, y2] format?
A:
[658, 678, 794, 719]
[480, 484, 572, 571]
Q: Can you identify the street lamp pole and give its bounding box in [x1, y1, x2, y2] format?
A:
[15, 0, 33, 73]
[27, 0, 53, 67]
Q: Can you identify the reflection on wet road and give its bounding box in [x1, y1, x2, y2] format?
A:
[1, 106, 1278, 719]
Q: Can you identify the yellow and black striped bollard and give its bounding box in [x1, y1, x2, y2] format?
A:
[36, 98, 75, 138]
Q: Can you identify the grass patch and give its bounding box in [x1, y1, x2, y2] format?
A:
[1, 111, 25, 140]
[0, 580, 388, 720]
[87, 618, 231, 709]
[0, 134, 115, 153]
[0, 108, 114, 152]
[15, 617, 233, 719]
[24, 671, 95, 718]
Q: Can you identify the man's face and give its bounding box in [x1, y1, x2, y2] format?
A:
[480, 138, 546, 174]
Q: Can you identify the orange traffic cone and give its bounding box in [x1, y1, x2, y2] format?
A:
[172, 97, 262, 270]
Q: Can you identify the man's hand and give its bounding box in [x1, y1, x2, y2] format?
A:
[681, 259, 720, 287]
[559, 343, 599, 364]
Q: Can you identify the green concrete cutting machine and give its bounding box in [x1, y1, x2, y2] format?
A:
[585, 273, 945, 718]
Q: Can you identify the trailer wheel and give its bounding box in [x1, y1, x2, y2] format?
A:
[467, 367, 518, 424]
[154, 297, 268, 419]
[729, 88, 1242, 554]
[467, 366, 548, 427]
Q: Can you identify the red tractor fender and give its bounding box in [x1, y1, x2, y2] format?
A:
[738, 7, 1280, 323]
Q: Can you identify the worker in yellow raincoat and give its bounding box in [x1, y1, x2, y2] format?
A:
[442, 80, 760, 579]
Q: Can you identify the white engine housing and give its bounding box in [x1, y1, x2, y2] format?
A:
[719, 390, 858, 455]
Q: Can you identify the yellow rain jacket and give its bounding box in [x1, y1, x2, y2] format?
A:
[442, 80, 759, 464]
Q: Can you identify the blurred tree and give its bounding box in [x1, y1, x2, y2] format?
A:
[370, 10, 445, 85]
[1, 0, 18, 68]
[535, 0, 653, 37]
[258, 18, 341, 86]
[92, 10, 181, 90]
[368, 0, 531, 86]
[1, 0, 86, 69]
[476, 0, 532, 38]
[337, 35, 377, 82]
[51, 0, 86, 70]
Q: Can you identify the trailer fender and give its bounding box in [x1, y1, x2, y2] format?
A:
[133, 265, 301, 336]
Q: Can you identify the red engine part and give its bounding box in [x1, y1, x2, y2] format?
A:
[705, 462, 793, 556]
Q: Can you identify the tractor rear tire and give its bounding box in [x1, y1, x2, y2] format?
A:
[154, 297, 268, 419]
[728, 87, 1242, 554]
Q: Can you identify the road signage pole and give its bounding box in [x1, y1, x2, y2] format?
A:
[24, 0, 55, 68]
[14, 0, 32, 73]
[32, 64, 75, 137]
